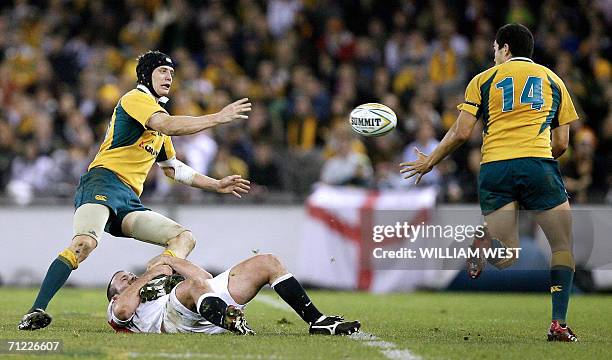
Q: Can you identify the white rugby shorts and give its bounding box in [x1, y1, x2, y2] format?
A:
[162, 269, 245, 334]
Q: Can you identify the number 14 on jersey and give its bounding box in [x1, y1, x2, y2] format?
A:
[496, 76, 544, 112]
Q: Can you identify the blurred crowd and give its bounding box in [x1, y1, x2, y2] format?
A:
[0, 0, 610, 205]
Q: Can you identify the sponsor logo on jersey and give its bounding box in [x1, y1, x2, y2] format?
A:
[139, 139, 160, 156]
[95, 195, 107, 201]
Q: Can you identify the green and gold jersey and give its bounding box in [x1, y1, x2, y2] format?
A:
[457, 58, 579, 164]
[88, 87, 176, 196]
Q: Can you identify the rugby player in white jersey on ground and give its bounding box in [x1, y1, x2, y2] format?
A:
[106, 253, 361, 335]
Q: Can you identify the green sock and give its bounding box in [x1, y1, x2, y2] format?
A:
[31, 257, 73, 311]
[550, 265, 574, 323]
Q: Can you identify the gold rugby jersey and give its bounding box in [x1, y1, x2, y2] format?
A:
[88, 87, 176, 196]
[457, 57, 578, 163]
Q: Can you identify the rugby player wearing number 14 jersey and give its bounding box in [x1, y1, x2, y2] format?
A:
[400, 24, 579, 342]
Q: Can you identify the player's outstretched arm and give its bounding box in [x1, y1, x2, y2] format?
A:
[400, 110, 478, 184]
[112, 265, 173, 320]
[147, 98, 251, 136]
[159, 161, 250, 198]
[198, 174, 250, 198]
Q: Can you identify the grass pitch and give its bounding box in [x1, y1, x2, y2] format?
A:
[1, 288, 611, 359]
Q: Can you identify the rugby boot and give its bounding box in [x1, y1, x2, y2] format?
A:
[309, 315, 361, 335]
[18, 309, 52, 330]
[225, 305, 255, 335]
[467, 223, 492, 279]
[547, 320, 578, 342]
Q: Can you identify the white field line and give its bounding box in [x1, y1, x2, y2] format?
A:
[128, 352, 278, 360]
[128, 352, 280, 359]
[254, 294, 421, 360]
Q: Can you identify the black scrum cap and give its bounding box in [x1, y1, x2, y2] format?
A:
[136, 50, 175, 97]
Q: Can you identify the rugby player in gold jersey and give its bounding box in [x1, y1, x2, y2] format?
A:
[401, 24, 579, 342]
[19, 51, 251, 330]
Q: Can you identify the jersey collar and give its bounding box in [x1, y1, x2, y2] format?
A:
[506, 57, 534, 63]
[136, 84, 169, 106]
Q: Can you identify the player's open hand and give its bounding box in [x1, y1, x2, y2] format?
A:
[399, 147, 433, 185]
[216, 98, 252, 124]
[217, 175, 251, 198]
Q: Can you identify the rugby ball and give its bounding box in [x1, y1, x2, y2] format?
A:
[349, 103, 397, 137]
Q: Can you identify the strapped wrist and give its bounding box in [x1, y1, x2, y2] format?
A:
[157, 157, 197, 185]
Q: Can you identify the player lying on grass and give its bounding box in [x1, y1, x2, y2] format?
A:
[106, 253, 361, 335]
[400, 24, 579, 342]
[19, 50, 251, 331]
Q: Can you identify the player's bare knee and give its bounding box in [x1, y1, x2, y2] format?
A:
[69, 235, 97, 262]
[256, 253, 287, 274]
[180, 231, 196, 251]
[165, 230, 195, 259]
[167, 230, 195, 254]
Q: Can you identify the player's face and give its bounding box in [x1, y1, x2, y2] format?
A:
[113, 271, 138, 295]
[493, 41, 508, 65]
[152, 66, 174, 96]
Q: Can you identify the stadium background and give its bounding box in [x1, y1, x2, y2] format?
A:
[0, 0, 610, 293]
